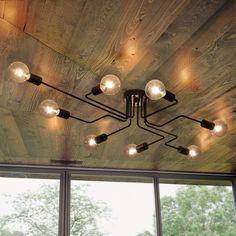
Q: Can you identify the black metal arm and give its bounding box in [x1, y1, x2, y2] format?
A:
[137, 98, 165, 146]
[70, 114, 127, 123]
[41, 81, 127, 121]
[142, 97, 178, 118]
[85, 92, 128, 118]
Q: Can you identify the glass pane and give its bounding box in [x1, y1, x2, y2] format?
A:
[160, 180, 236, 236]
[0, 173, 60, 236]
[71, 176, 156, 236]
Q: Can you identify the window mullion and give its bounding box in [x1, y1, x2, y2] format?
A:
[59, 170, 71, 236]
[154, 176, 162, 236]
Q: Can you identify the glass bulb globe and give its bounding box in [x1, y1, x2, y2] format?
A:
[145, 80, 166, 100]
[125, 144, 137, 158]
[39, 99, 60, 118]
[100, 74, 121, 96]
[8, 61, 31, 83]
[188, 145, 201, 160]
[211, 120, 228, 137]
[84, 135, 97, 148]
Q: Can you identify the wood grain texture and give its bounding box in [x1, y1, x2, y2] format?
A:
[0, 1, 235, 173]
[3, 0, 28, 30]
[0, 1, 5, 18]
[125, 0, 227, 87]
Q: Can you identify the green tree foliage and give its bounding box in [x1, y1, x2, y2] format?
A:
[1, 184, 236, 236]
[0, 220, 23, 236]
[136, 230, 154, 236]
[0, 184, 110, 236]
[161, 186, 236, 236]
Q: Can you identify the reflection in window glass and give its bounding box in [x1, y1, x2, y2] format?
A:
[71, 179, 156, 236]
[160, 183, 236, 236]
[0, 176, 60, 236]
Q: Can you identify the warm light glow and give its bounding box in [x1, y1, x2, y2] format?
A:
[125, 144, 137, 158]
[212, 120, 228, 137]
[45, 106, 55, 114]
[100, 74, 121, 96]
[84, 135, 97, 148]
[8, 61, 31, 83]
[145, 80, 166, 100]
[128, 46, 136, 56]
[214, 125, 222, 133]
[39, 99, 60, 119]
[150, 86, 161, 95]
[15, 68, 24, 77]
[105, 80, 115, 89]
[189, 149, 197, 157]
[188, 145, 201, 160]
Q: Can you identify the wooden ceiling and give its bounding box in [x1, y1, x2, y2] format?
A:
[0, 0, 235, 173]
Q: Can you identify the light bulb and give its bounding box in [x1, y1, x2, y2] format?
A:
[39, 99, 60, 118]
[125, 144, 137, 158]
[8, 61, 31, 83]
[211, 120, 228, 137]
[84, 135, 97, 148]
[100, 74, 121, 96]
[188, 145, 201, 160]
[145, 80, 166, 100]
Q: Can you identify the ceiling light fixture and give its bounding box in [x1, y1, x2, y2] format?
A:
[8, 61, 228, 159]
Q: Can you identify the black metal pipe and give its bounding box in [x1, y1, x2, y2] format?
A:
[144, 119, 179, 150]
[145, 114, 201, 127]
[141, 100, 180, 150]
[107, 118, 132, 137]
[70, 114, 127, 123]
[85, 92, 128, 118]
[41, 81, 127, 120]
[143, 97, 178, 118]
[136, 98, 165, 143]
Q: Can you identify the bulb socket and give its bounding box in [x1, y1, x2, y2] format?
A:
[28, 74, 42, 86]
[136, 143, 149, 153]
[163, 90, 176, 102]
[91, 85, 103, 95]
[201, 119, 215, 130]
[58, 109, 70, 119]
[178, 146, 189, 155]
[95, 133, 108, 144]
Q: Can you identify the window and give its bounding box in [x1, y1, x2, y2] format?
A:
[71, 176, 157, 236]
[159, 180, 236, 236]
[0, 169, 235, 236]
[0, 173, 60, 236]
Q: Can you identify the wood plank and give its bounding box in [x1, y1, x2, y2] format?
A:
[0, 19, 90, 162]
[3, 0, 29, 30]
[23, 0, 189, 75]
[124, 0, 226, 88]
[0, 0, 5, 18]
[0, 107, 28, 160]
[153, 0, 236, 89]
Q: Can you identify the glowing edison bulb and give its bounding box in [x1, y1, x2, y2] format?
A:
[125, 144, 137, 158]
[8, 61, 31, 83]
[84, 135, 97, 148]
[188, 145, 201, 160]
[211, 120, 228, 137]
[145, 80, 166, 100]
[39, 99, 60, 118]
[100, 74, 121, 96]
